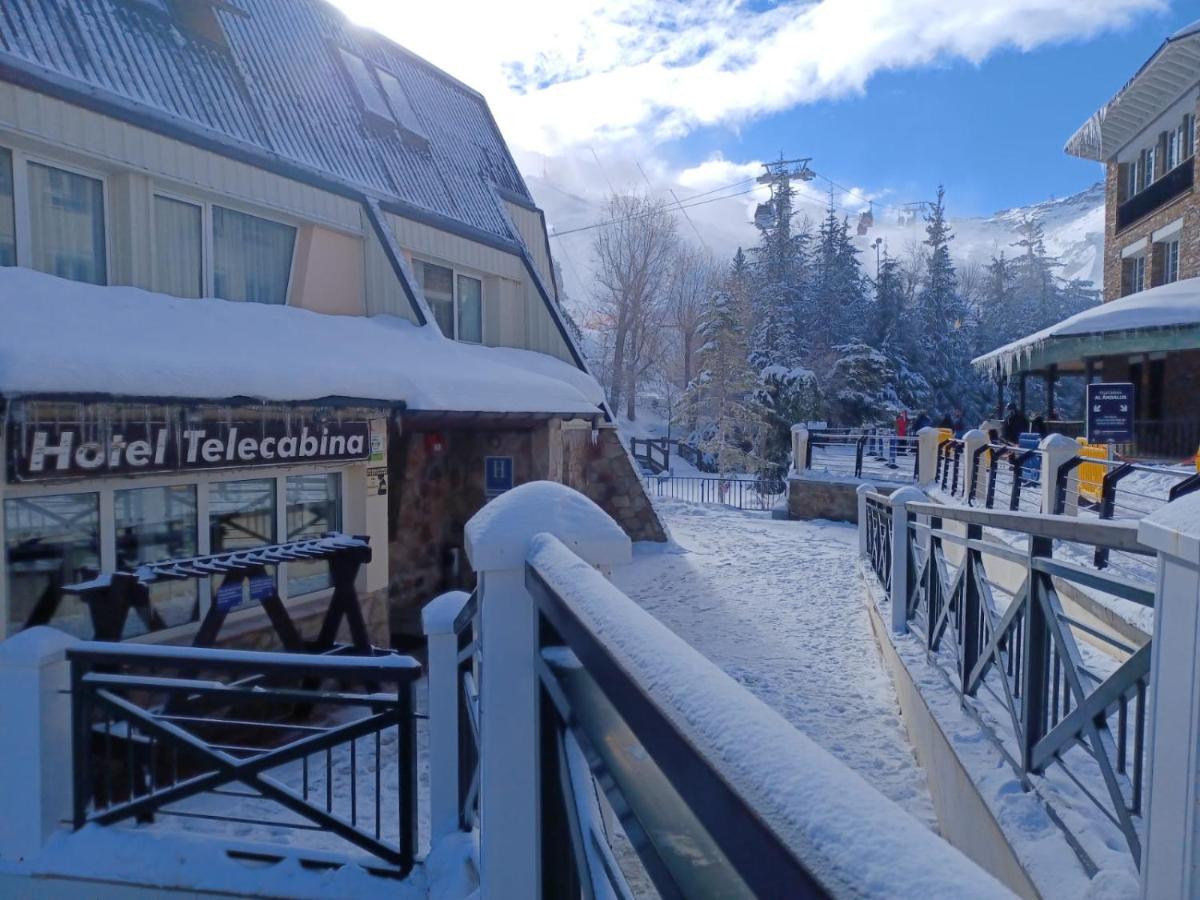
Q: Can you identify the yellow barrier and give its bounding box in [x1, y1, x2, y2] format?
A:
[1076, 439, 1107, 503]
[938, 428, 953, 444]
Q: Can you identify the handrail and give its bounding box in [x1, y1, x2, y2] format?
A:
[903, 501, 1152, 553]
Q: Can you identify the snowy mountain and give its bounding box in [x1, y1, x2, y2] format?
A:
[528, 173, 1107, 322]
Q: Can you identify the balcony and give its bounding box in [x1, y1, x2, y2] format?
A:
[1117, 160, 1194, 232]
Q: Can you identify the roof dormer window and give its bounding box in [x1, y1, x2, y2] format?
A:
[336, 49, 429, 148]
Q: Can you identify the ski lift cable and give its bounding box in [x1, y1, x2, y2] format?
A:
[547, 185, 760, 238]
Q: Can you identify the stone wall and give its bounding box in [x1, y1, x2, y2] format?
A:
[788, 474, 898, 523]
[559, 421, 668, 543]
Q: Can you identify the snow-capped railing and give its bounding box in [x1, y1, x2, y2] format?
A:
[641, 470, 786, 510]
[858, 485, 1200, 886]
[455, 480, 1010, 899]
[793, 426, 920, 482]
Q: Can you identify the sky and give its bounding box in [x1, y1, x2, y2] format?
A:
[328, 0, 1191, 237]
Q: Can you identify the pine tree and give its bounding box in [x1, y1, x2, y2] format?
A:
[686, 290, 764, 475]
[806, 196, 867, 360]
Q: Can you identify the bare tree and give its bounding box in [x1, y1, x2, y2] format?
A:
[591, 195, 678, 418]
[666, 245, 721, 390]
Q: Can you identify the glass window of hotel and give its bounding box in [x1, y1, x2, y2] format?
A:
[114, 485, 199, 636]
[209, 479, 276, 608]
[0, 148, 14, 266]
[212, 206, 296, 305]
[457, 274, 483, 343]
[28, 162, 106, 285]
[4, 493, 100, 638]
[1166, 239, 1181, 284]
[419, 260, 456, 336]
[286, 473, 341, 595]
[153, 196, 203, 298]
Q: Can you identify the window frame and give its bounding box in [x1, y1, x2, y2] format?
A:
[1165, 238, 1181, 284]
[8, 147, 112, 285]
[150, 189, 299, 304]
[0, 465, 346, 642]
[414, 257, 486, 343]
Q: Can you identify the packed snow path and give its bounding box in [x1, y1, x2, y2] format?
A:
[611, 499, 937, 828]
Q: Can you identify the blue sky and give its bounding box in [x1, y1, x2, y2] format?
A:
[671, 10, 1184, 217]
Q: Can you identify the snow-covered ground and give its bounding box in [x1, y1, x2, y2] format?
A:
[610, 498, 938, 828]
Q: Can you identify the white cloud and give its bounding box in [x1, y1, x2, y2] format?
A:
[330, 0, 1163, 155]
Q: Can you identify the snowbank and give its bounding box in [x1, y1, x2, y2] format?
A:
[528, 532, 1012, 898]
[0, 267, 604, 414]
[974, 278, 1200, 374]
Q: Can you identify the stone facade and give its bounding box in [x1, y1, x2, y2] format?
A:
[559, 421, 668, 544]
[1102, 96, 1200, 303]
[788, 475, 898, 523]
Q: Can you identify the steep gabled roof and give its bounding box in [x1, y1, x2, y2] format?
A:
[1065, 21, 1200, 162]
[0, 0, 531, 242]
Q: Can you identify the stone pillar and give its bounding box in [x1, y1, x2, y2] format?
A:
[1138, 493, 1200, 899]
[792, 425, 810, 473]
[1039, 433, 1080, 515]
[917, 426, 941, 485]
[0, 627, 77, 863]
[962, 429, 989, 504]
[464, 481, 632, 900]
[889, 487, 927, 634]
[421, 590, 472, 841]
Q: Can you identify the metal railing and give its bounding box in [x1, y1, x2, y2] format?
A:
[629, 437, 670, 474]
[69, 642, 421, 874]
[642, 470, 786, 511]
[863, 495, 1156, 862]
[453, 589, 480, 831]
[804, 429, 920, 482]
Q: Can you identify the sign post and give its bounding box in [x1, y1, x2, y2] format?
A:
[1086, 382, 1135, 445]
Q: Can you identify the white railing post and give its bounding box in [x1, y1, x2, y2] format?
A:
[1039, 433, 1080, 515]
[889, 487, 927, 635]
[791, 424, 809, 473]
[962, 429, 988, 503]
[917, 426, 940, 485]
[856, 483, 871, 558]
[1137, 492, 1200, 899]
[0, 627, 77, 863]
[422, 590, 471, 842]
[464, 481, 631, 900]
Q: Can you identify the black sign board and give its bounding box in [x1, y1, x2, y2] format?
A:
[8, 417, 370, 482]
[1086, 382, 1135, 444]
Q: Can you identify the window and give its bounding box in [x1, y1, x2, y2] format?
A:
[4, 493, 100, 638]
[338, 48, 394, 128]
[213, 206, 296, 305]
[417, 260, 484, 341]
[1179, 113, 1195, 165]
[0, 148, 14, 267]
[1165, 239, 1181, 284]
[114, 485, 199, 634]
[28, 162, 106, 285]
[1144, 146, 1156, 189]
[286, 473, 341, 596]
[209, 479, 276, 609]
[153, 196, 203, 298]
[375, 68, 429, 145]
[457, 274, 483, 343]
[1123, 254, 1146, 296]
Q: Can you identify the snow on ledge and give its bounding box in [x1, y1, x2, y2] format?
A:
[0, 267, 604, 414]
[526, 533, 1012, 898]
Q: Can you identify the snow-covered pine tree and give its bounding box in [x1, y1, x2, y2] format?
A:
[805, 195, 867, 360]
[825, 339, 902, 426]
[686, 289, 764, 475]
[871, 250, 930, 415]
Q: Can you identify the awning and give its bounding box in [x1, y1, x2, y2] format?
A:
[972, 279, 1200, 376]
[0, 267, 604, 416]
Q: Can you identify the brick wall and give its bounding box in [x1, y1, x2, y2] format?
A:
[559, 422, 668, 543]
[1103, 96, 1200, 302]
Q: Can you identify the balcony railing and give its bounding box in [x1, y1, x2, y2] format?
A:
[1117, 161, 1194, 232]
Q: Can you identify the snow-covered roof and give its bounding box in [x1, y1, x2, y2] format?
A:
[973, 278, 1200, 374]
[1065, 22, 1200, 161]
[0, 268, 605, 415]
[0, 0, 531, 243]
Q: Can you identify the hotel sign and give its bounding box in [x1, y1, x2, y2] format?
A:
[7, 419, 370, 482]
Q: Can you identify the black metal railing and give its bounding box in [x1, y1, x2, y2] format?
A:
[1117, 161, 1194, 232]
[69, 642, 421, 874]
[806, 429, 919, 482]
[863, 496, 1156, 862]
[864, 493, 892, 596]
[453, 589, 480, 831]
[642, 470, 786, 511]
[630, 438, 671, 474]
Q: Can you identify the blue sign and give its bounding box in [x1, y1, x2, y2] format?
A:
[215, 579, 244, 612]
[1018, 432, 1041, 485]
[249, 573, 275, 603]
[1087, 382, 1135, 444]
[484, 456, 514, 497]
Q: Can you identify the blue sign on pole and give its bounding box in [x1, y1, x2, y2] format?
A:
[484, 456, 514, 497]
[215, 579, 244, 612]
[1087, 382, 1135, 444]
[249, 573, 275, 603]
